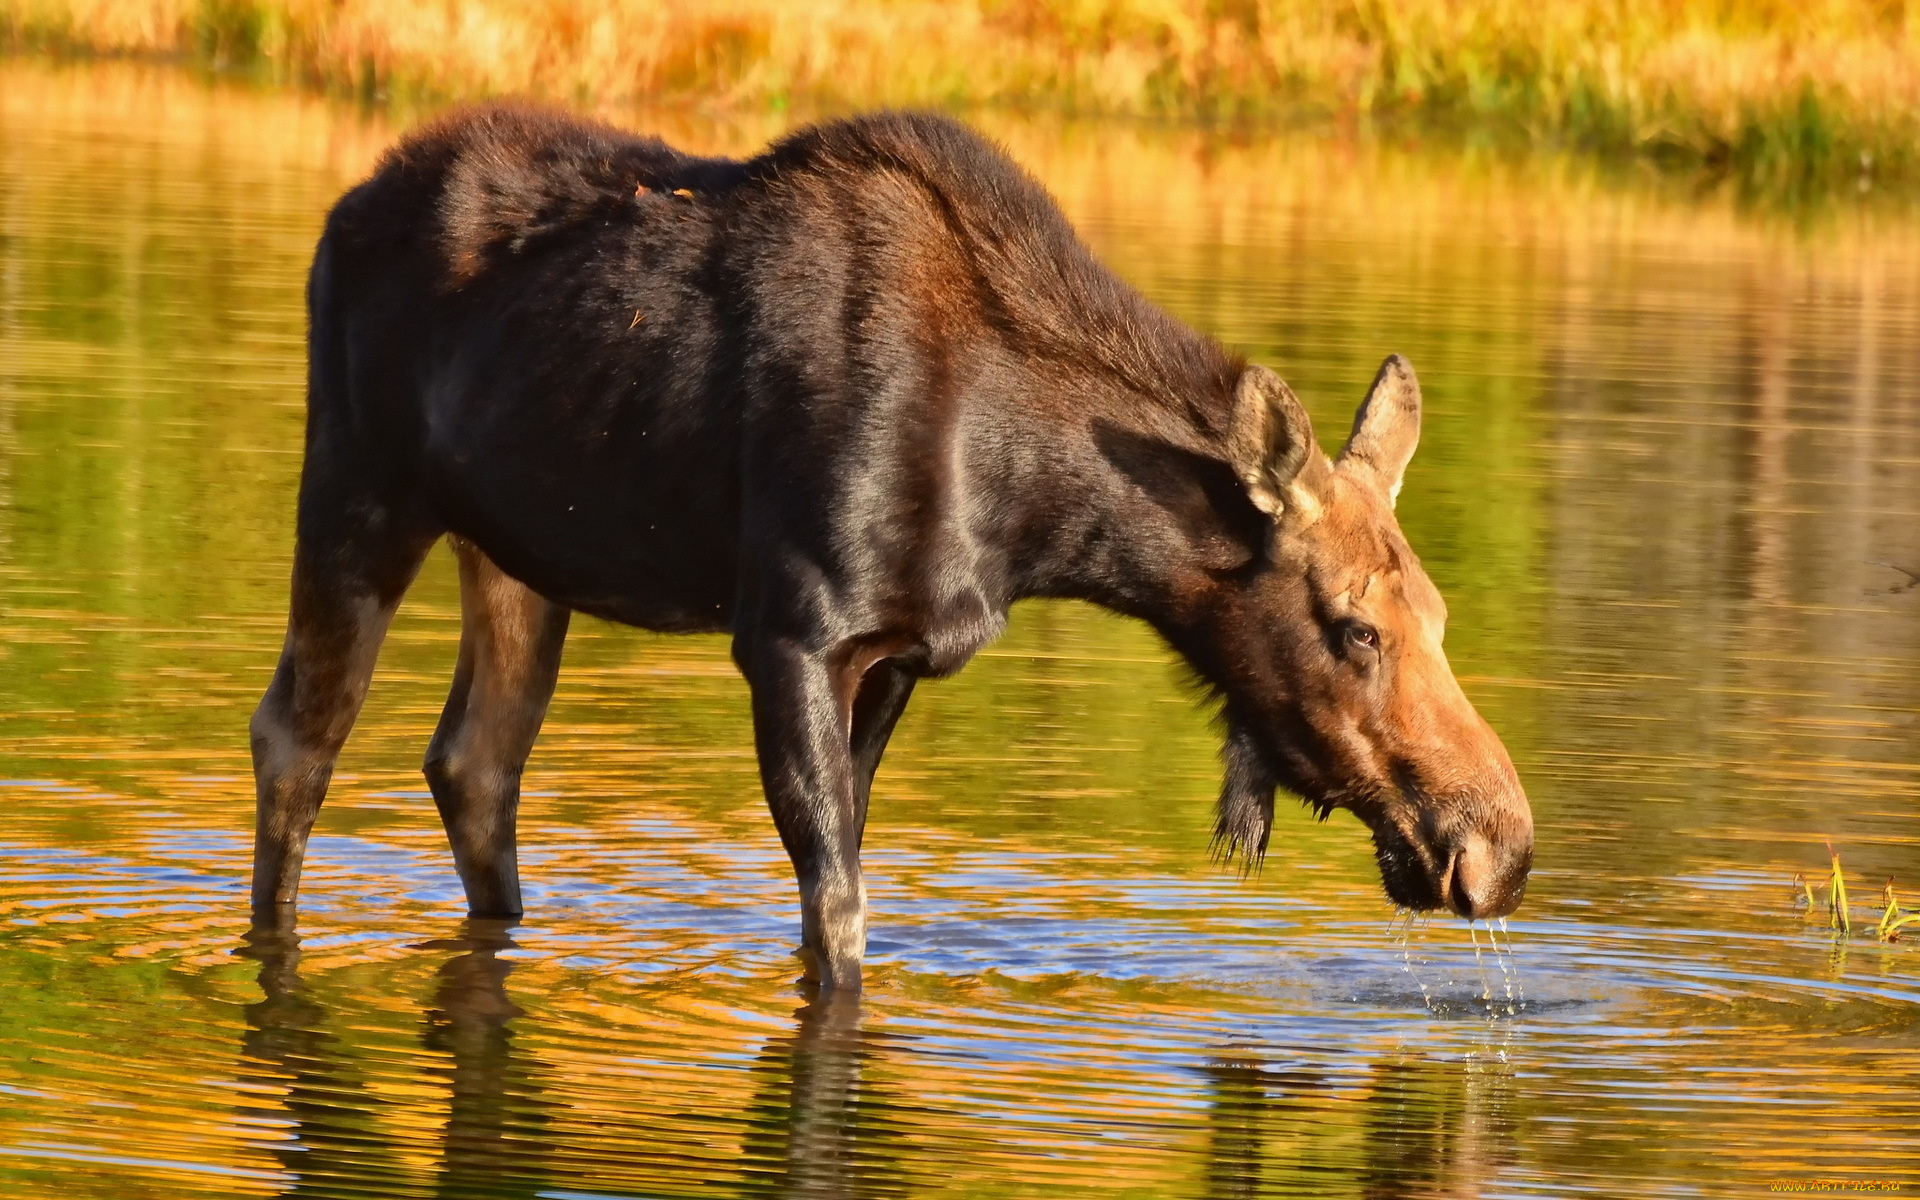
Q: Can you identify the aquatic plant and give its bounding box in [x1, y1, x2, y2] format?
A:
[4, 1, 1920, 188]
[1826, 843, 1850, 935]
[1800, 846, 1919, 943]
[1880, 880, 1920, 943]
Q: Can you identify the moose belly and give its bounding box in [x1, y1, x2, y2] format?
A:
[423, 385, 741, 634]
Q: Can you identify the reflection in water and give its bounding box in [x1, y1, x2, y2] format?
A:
[240, 928, 908, 1200]
[1358, 1057, 1516, 1200]
[238, 926, 415, 1198]
[239, 920, 553, 1199]
[1201, 1051, 1516, 1200]
[235, 945, 1536, 1200]
[743, 993, 906, 1200]
[419, 922, 554, 1200]
[1200, 1060, 1279, 1200]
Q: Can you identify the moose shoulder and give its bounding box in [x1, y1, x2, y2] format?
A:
[250, 104, 1533, 990]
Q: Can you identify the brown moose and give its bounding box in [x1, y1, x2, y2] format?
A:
[249, 105, 1533, 990]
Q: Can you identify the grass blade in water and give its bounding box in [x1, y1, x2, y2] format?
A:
[1827, 844, 1851, 935]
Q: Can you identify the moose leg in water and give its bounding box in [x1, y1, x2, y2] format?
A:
[738, 633, 881, 989]
[423, 537, 571, 918]
[250, 512, 435, 920]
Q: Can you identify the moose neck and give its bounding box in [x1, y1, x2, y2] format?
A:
[906, 180, 1251, 642]
[992, 332, 1256, 648]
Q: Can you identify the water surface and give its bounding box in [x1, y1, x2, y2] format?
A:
[2, 62, 1918, 1198]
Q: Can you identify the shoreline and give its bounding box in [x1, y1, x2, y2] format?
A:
[3, 0, 1917, 195]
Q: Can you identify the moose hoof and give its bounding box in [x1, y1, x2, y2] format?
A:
[794, 945, 863, 992]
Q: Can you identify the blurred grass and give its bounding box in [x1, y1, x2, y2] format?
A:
[2, 2, 1917, 184]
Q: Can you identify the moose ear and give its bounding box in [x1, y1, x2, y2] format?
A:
[1338, 354, 1421, 504]
[1226, 364, 1325, 519]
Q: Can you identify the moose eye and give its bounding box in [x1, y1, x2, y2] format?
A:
[1344, 622, 1380, 653]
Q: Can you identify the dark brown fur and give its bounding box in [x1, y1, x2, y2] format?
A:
[249, 104, 1532, 990]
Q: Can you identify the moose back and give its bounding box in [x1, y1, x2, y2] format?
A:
[249, 105, 1534, 990]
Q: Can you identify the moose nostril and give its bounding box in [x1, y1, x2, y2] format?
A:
[1448, 833, 1493, 919]
[1447, 830, 1530, 920]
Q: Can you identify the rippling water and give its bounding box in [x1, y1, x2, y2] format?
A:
[2, 61, 1918, 1198]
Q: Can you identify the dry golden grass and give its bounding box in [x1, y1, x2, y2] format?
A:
[5, 0, 1919, 182]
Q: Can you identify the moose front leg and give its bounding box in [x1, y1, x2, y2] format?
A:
[739, 634, 872, 991]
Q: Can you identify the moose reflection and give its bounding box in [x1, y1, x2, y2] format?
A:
[235, 926, 906, 1198]
[236, 929, 1515, 1197]
[237, 921, 553, 1198]
[740, 993, 910, 1199]
[1201, 1052, 1518, 1200]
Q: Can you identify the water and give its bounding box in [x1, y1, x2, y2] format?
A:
[2, 61, 1918, 1198]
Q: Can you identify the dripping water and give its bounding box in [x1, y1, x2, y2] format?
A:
[1496, 916, 1525, 1012]
[1470, 920, 1493, 1006]
[1393, 905, 1438, 1013]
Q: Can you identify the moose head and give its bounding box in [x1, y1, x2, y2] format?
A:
[1192, 355, 1533, 920]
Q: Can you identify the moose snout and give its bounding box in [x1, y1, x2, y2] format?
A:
[1443, 825, 1532, 920]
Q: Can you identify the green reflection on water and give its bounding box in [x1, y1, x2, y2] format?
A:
[1, 58, 1919, 1199]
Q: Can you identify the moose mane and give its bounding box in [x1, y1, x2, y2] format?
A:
[378, 104, 1240, 438]
[753, 112, 1243, 433]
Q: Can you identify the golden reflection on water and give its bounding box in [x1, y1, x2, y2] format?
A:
[1, 59, 1918, 1197]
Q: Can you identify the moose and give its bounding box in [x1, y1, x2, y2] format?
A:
[250, 105, 1534, 990]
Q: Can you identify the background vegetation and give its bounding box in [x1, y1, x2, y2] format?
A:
[4, 0, 1920, 187]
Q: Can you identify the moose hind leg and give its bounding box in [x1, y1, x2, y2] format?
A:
[423, 538, 570, 918]
[251, 525, 433, 918]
